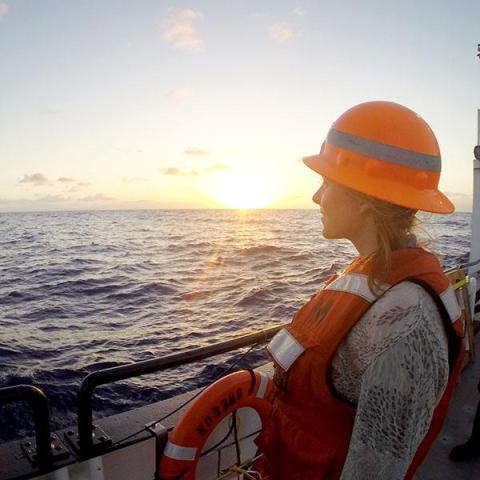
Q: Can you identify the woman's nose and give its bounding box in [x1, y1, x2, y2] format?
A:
[312, 187, 322, 205]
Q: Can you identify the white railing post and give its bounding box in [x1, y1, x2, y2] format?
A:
[468, 109, 480, 278]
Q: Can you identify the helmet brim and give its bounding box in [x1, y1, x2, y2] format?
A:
[303, 154, 455, 214]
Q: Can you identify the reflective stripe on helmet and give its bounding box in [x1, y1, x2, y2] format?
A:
[325, 273, 390, 302]
[328, 129, 441, 172]
[163, 441, 197, 461]
[268, 328, 305, 371]
[439, 285, 462, 323]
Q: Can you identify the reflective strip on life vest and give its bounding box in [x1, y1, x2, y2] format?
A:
[163, 441, 197, 461]
[268, 328, 305, 371]
[439, 285, 462, 323]
[256, 372, 269, 399]
[327, 129, 441, 172]
[325, 273, 390, 302]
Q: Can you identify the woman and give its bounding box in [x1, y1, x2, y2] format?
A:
[255, 101, 464, 479]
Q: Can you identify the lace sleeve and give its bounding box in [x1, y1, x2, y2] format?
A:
[338, 283, 449, 480]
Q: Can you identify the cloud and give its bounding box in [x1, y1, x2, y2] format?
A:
[167, 87, 193, 104]
[192, 164, 229, 175]
[36, 194, 71, 202]
[0, 3, 8, 20]
[444, 191, 472, 199]
[160, 164, 229, 176]
[443, 191, 472, 211]
[291, 6, 306, 17]
[122, 177, 147, 184]
[80, 193, 114, 202]
[19, 173, 50, 186]
[184, 147, 209, 156]
[161, 8, 204, 52]
[269, 23, 294, 43]
[160, 167, 181, 176]
[55, 177, 90, 192]
[68, 182, 90, 193]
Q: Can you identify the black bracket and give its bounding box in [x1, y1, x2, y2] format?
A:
[64, 424, 112, 455]
[146, 422, 169, 480]
[21, 432, 70, 465]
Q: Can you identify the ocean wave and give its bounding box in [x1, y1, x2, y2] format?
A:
[284, 251, 314, 261]
[2, 290, 39, 304]
[235, 286, 280, 307]
[0, 345, 23, 358]
[238, 245, 292, 256]
[23, 305, 71, 321]
[180, 289, 212, 301]
[106, 281, 178, 302]
[36, 277, 128, 299]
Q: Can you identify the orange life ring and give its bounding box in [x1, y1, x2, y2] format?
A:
[158, 369, 273, 480]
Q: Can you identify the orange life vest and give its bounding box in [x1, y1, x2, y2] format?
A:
[255, 248, 464, 480]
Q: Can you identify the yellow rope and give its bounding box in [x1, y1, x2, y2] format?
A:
[221, 454, 264, 479]
[452, 277, 469, 291]
[227, 465, 261, 479]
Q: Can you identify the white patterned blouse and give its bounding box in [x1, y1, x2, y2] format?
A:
[332, 281, 449, 480]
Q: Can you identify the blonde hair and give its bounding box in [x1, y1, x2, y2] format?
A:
[351, 192, 419, 296]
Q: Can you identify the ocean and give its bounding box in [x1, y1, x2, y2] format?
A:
[0, 209, 471, 442]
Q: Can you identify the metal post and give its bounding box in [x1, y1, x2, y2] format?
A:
[468, 109, 480, 277]
[0, 385, 52, 467]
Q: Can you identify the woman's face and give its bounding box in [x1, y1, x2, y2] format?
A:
[312, 178, 368, 241]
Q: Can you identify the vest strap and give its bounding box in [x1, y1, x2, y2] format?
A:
[269, 277, 462, 374]
[439, 284, 462, 323]
[326, 273, 461, 323]
[325, 273, 389, 302]
[256, 372, 270, 399]
[404, 278, 463, 372]
[268, 328, 305, 371]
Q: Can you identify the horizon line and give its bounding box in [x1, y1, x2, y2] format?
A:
[0, 207, 473, 215]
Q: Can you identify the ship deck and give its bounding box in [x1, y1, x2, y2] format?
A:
[2, 333, 480, 479]
[417, 332, 480, 479]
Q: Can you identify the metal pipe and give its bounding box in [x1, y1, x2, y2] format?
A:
[469, 109, 480, 277]
[0, 384, 52, 467]
[78, 324, 283, 455]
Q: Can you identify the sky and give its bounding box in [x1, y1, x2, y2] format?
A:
[0, 0, 479, 212]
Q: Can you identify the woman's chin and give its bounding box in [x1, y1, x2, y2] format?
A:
[321, 224, 333, 239]
[321, 223, 341, 239]
[321, 217, 335, 238]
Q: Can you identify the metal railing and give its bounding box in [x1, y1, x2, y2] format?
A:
[77, 324, 283, 456]
[0, 385, 52, 467]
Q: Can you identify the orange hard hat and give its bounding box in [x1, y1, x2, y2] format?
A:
[303, 101, 454, 213]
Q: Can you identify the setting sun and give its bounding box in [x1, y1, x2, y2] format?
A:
[210, 169, 279, 209]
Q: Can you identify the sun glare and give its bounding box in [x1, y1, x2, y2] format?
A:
[212, 170, 278, 209]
